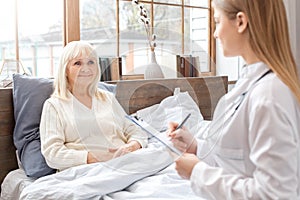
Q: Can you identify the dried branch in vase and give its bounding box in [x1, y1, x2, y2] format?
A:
[132, 0, 157, 51]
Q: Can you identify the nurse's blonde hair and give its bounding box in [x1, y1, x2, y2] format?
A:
[212, 0, 300, 103]
[53, 41, 105, 100]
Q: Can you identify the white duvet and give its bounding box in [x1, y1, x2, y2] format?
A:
[17, 143, 204, 200]
[1, 121, 210, 200]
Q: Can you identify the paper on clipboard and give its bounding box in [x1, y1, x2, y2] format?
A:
[126, 115, 182, 155]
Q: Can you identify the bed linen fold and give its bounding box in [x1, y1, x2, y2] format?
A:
[20, 146, 173, 200]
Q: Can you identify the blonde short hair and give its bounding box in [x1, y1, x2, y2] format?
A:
[52, 41, 104, 100]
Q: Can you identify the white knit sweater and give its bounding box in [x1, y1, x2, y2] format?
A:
[40, 90, 148, 171]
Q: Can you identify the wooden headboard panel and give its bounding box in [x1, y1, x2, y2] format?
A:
[0, 88, 16, 189]
[116, 76, 228, 120]
[0, 76, 227, 187]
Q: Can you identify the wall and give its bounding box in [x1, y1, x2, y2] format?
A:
[216, 41, 243, 82]
[296, 0, 300, 75]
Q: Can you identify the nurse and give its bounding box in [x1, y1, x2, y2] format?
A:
[168, 0, 300, 199]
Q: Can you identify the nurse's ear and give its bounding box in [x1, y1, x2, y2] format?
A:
[236, 12, 248, 33]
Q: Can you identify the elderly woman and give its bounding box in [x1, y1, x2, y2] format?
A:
[40, 41, 147, 171]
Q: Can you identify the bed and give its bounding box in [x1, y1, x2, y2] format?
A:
[0, 76, 228, 200]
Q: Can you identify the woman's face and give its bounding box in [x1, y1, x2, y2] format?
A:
[66, 56, 98, 89]
[213, 8, 244, 57]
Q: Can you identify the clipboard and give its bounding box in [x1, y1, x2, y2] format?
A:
[126, 115, 182, 155]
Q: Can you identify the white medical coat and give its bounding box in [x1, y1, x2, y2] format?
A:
[192, 62, 300, 199]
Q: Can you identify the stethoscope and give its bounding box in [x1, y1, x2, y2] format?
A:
[198, 69, 272, 159]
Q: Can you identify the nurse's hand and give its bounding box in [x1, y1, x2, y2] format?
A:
[175, 153, 200, 179]
[167, 122, 197, 154]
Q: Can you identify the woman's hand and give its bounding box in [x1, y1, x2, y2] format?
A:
[87, 150, 115, 164]
[167, 122, 197, 154]
[87, 141, 141, 163]
[110, 140, 142, 158]
[175, 153, 200, 179]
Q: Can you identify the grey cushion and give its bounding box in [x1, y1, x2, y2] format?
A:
[12, 74, 116, 178]
[13, 74, 55, 178]
[98, 81, 116, 94]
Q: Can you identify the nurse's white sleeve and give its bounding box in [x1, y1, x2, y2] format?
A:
[196, 139, 217, 166]
[190, 101, 298, 200]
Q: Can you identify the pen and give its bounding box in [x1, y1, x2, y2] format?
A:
[175, 113, 191, 130]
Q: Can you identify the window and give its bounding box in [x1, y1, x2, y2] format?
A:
[0, 1, 16, 62]
[0, 0, 63, 77]
[18, 0, 63, 77]
[0, 0, 214, 78]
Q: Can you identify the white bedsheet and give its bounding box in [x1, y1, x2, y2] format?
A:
[102, 162, 204, 200]
[18, 143, 204, 200]
[0, 169, 35, 200]
[1, 160, 205, 200]
[1, 158, 204, 200]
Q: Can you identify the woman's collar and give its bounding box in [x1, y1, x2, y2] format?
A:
[240, 62, 269, 79]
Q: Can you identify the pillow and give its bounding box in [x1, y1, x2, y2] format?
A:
[98, 81, 116, 94]
[136, 90, 204, 136]
[12, 74, 116, 178]
[13, 74, 55, 178]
